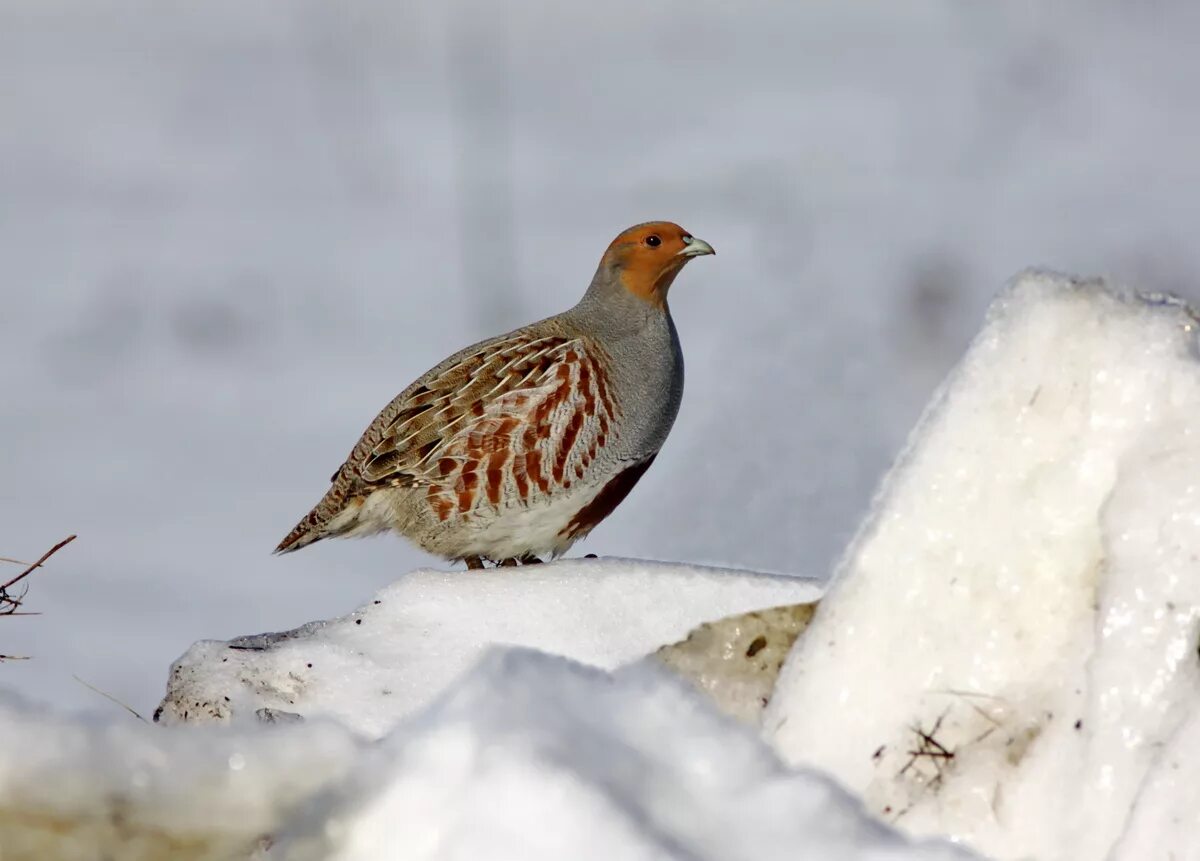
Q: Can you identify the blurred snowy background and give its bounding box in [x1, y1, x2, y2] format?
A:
[2, 0, 1198, 715]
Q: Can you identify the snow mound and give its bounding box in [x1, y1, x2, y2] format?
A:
[767, 272, 1200, 860]
[156, 558, 820, 736]
[274, 648, 973, 861]
[0, 652, 971, 861]
[0, 691, 360, 861]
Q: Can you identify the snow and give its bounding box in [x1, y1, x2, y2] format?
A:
[0, 690, 360, 861]
[155, 558, 820, 735]
[1108, 706, 1200, 861]
[276, 649, 972, 861]
[766, 272, 1200, 860]
[0, 652, 972, 861]
[6, 0, 1200, 717]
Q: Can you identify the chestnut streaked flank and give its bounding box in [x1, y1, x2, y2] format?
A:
[276, 221, 714, 568]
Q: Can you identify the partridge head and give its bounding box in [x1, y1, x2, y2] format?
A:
[276, 221, 714, 568]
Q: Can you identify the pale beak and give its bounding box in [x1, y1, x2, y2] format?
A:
[677, 236, 715, 258]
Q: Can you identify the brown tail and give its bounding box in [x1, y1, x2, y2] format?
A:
[274, 513, 326, 554]
[274, 478, 353, 554]
[275, 460, 368, 554]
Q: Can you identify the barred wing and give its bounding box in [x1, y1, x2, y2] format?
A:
[358, 333, 621, 521]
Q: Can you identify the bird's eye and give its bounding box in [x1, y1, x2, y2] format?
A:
[644, 235, 661, 247]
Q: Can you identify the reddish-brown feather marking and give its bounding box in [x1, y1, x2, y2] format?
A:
[591, 353, 619, 420]
[555, 411, 583, 483]
[457, 470, 478, 513]
[527, 450, 550, 494]
[485, 448, 508, 505]
[578, 361, 595, 415]
[512, 456, 530, 500]
[561, 456, 657, 541]
[339, 332, 624, 526]
[428, 487, 453, 521]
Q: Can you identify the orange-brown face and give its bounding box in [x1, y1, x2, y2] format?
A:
[601, 221, 715, 307]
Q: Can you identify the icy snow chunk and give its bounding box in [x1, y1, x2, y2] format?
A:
[0, 651, 973, 861]
[0, 691, 360, 861]
[766, 272, 1200, 860]
[274, 648, 974, 861]
[157, 558, 820, 736]
[653, 602, 817, 724]
[1108, 706, 1200, 861]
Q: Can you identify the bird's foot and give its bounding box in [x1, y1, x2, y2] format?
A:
[467, 554, 543, 569]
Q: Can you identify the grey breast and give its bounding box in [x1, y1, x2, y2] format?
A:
[594, 309, 684, 464]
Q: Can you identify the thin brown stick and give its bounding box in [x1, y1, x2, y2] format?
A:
[1, 535, 75, 616]
[1, 534, 76, 591]
[73, 674, 149, 723]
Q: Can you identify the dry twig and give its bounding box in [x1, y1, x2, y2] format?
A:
[73, 674, 149, 723]
[898, 709, 956, 789]
[0, 534, 76, 617]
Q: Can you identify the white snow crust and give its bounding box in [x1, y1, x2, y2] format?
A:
[0, 690, 360, 860]
[767, 272, 1200, 860]
[0, 652, 970, 861]
[156, 558, 820, 735]
[280, 649, 972, 861]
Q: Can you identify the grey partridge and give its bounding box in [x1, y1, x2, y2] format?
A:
[275, 221, 714, 568]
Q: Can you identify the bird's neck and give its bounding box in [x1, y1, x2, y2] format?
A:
[569, 267, 672, 337]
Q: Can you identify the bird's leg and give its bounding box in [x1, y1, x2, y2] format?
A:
[497, 557, 520, 567]
[464, 555, 485, 570]
[518, 554, 543, 565]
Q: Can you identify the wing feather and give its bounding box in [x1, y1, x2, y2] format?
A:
[280, 329, 623, 553]
[357, 335, 621, 519]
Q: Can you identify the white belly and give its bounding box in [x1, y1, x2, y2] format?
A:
[340, 481, 607, 561]
[454, 483, 606, 560]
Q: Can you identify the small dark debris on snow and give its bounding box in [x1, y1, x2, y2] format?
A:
[256, 708, 304, 725]
[899, 711, 956, 788]
[745, 635, 768, 658]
